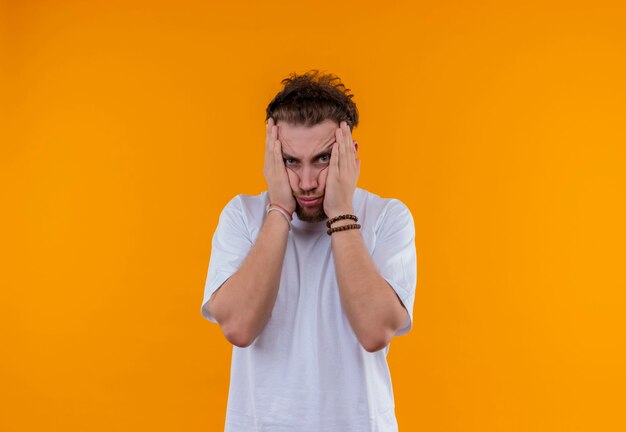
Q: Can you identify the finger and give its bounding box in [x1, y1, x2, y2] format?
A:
[337, 127, 347, 172]
[266, 117, 273, 138]
[340, 122, 358, 174]
[333, 128, 342, 174]
[264, 132, 272, 167]
[266, 125, 278, 159]
[265, 118, 274, 152]
[273, 139, 283, 166]
[330, 141, 339, 173]
[342, 121, 355, 156]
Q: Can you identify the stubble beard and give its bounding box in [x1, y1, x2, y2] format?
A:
[295, 201, 328, 223]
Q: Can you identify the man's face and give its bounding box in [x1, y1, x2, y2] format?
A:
[276, 119, 338, 222]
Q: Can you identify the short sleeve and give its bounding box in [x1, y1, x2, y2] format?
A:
[371, 199, 417, 336]
[200, 196, 254, 324]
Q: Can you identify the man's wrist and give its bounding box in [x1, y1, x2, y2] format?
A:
[329, 218, 356, 228]
[266, 208, 292, 230]
[326, 208, 354, 219]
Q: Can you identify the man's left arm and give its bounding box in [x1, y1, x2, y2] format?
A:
[331, 217, 411, 353]
[324, 121, 415, 353]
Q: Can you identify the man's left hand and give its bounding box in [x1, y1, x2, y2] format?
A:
[323, 121, 360, 218]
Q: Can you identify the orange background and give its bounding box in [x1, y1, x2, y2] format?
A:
[2, 0, 625, 431]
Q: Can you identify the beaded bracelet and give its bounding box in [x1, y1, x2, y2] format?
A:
[327, 223, 361, 236]
[326, 214, 358, 228]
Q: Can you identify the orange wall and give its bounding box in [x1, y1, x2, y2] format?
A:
[2, 0, 625, 430]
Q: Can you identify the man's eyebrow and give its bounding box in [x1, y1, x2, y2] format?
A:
[282, 143, 335, 162]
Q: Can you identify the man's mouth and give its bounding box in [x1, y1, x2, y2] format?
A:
[297, 196, 323, 208]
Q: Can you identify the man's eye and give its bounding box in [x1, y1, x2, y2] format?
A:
[284, 158, 296, 165]
[319, 154, 331, 163]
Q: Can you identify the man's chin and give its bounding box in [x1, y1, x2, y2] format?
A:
[295, 203, 327, 223]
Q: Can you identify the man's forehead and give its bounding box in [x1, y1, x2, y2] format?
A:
[277, 120, 337, 154]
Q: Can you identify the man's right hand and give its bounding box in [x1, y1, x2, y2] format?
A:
[264, 117, 296, 214]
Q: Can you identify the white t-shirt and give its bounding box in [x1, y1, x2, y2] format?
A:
[201, 188, 417, 432]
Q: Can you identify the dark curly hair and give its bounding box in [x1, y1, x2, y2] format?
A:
[265, 70, 359, 132]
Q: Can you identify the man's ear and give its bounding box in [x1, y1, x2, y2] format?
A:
[354, 140, 359, 153]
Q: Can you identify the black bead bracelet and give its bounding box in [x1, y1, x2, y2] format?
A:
[327, 223, 361, 236]
[326, 214, 359, 228]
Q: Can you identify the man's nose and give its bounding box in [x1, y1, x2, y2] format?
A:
[299, 165, 318, 191]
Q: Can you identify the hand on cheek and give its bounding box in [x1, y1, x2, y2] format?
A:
[264, 118, 296, 213]
[323, 121, 360, 218]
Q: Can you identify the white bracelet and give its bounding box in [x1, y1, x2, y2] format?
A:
[266, 206, 292, 230]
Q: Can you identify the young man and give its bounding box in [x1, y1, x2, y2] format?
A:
[201, 70, 417, 431]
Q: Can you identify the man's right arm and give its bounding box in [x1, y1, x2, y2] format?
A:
[206, 210, 289, 347]
[205, 117, 295, 348]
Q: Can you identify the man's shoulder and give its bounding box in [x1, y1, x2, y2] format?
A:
[222, 191, 268, 211]
[355, 188, 414, 236]
[218, 191, 269, 228]
[355, 188, 411, 215]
